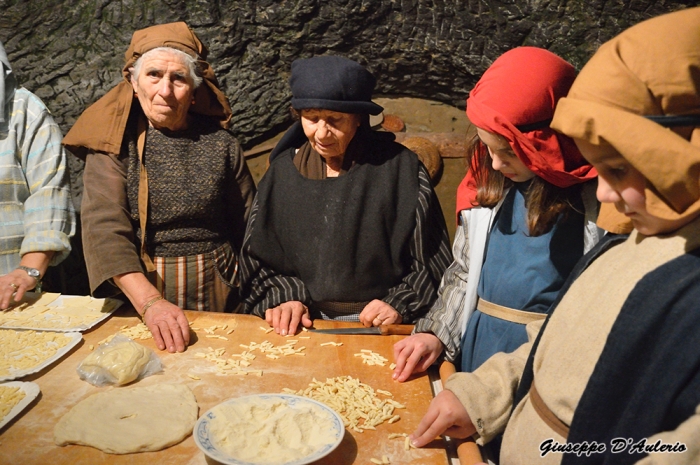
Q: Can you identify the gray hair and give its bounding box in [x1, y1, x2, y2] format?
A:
[130, 46, 203, 88]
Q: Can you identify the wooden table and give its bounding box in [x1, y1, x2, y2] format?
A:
[0, 308, 451, 465]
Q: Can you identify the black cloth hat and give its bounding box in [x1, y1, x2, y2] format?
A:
[290, 55, 384, 115]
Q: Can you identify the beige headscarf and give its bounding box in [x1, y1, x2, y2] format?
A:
[63, 21, 232, 159]
[551, 7, 700, 234]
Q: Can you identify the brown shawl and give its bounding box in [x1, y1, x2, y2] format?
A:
[63, 21, 232, 159]
[292, 142, 355, 179]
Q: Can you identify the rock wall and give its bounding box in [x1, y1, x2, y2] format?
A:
[0, 0, 693, 294]
[1, 0, 694, 148]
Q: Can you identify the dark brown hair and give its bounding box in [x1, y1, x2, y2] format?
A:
[465, 133, 583, 236]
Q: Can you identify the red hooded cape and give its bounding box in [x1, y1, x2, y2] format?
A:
[456, 47, 597, 218]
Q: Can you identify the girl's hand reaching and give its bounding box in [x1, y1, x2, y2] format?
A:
[392, 333, 444, 382]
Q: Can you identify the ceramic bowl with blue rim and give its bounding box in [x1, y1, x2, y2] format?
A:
[194, 394, 344, 465]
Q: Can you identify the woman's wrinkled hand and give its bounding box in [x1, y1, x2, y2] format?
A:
[392, 332, 444, 382]
[142, 299, 190, 353]
[265, 301, 312, 336]
[0, 269, 38, 311]
[409, 389, 476, 448]
[359, 299, 403, 327]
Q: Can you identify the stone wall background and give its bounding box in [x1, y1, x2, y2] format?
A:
[0, 0, 693, 294]
[1, 0, 694, 148]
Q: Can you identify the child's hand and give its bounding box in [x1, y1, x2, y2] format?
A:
[409, 389, 476, 447]
[392, 333, 444, 382]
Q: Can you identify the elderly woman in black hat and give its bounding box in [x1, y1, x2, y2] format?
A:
[239, 55, 452, 335]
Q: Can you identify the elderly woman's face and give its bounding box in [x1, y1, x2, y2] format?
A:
[300, 109, 361, 161]
[131, 49, 194, 131]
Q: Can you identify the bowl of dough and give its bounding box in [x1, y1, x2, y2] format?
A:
[194, 394, 344, 465]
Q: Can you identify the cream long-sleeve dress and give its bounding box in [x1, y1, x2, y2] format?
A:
[445, 215, 700, 464]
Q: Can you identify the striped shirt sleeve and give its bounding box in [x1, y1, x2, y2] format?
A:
[381, 165, 453, 322]
[238, 165, 452, 321]
[414, 211, 471, 362]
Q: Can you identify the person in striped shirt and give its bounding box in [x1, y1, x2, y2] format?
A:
[239, 56, 452, 336]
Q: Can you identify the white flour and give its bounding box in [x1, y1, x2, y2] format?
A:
[210, 396, 337, 464]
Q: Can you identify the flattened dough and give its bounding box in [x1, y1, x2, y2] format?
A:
[54, 384, 198, 454]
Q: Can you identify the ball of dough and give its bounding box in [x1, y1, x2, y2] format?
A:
[79, 339, 152, 385]
[54, 384, 198, 454]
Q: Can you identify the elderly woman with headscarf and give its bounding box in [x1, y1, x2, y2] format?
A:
[239, 55, 452, 336]
[410, 8, 700, 465]
[0, 41, 76, 310]
[63, 22, 255, 353]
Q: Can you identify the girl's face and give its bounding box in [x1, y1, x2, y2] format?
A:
[575, 138, 692, 236]
[476, 128, 536, 183]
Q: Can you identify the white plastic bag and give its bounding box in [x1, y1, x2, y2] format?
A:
[77, 335, 162, 386]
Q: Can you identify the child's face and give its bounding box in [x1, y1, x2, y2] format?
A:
[476, 128, 536, 183]
[575, 138, 692, 236]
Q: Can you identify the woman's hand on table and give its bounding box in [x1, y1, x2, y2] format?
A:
[409, 389, 476, 448]
[0, 269, 36, 310]
[359, 299, 402, 327]
[392, 332, 444, 382]
[112, 272, 190, 353]
[265, 301, 312, 336]
[143, 299, 191, 353]
[0, 252, 52, 310]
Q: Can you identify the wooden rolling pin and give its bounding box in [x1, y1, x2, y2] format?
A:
[438, 361, 485, 465]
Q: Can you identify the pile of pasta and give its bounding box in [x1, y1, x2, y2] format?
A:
[0, 329, 74, 378]
[0, 385, 26, 422]
[283, 375, 405, 433]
